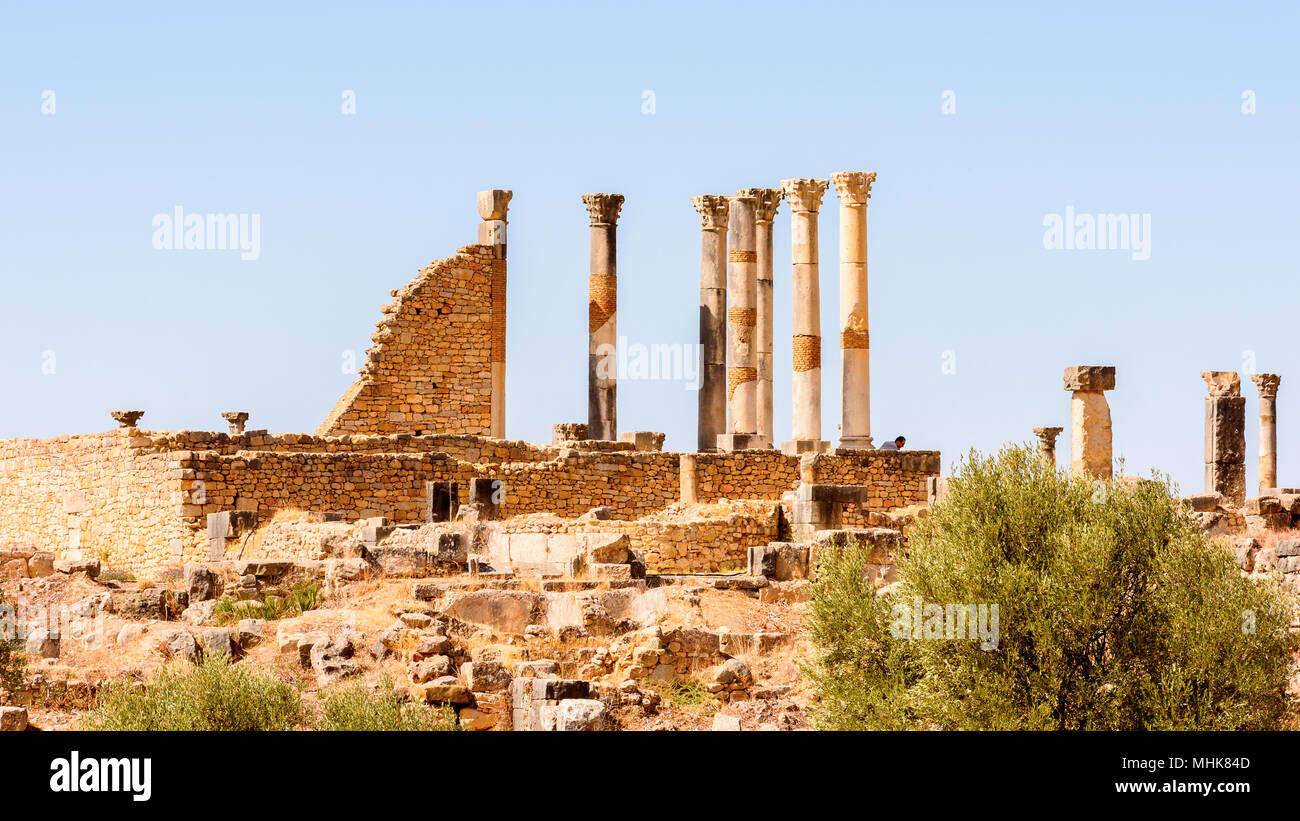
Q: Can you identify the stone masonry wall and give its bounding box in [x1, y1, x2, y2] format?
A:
[316, 245, 498, 438]
[0, 428, 939, 572]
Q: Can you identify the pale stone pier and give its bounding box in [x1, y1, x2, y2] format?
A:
[1032, 426, 1063, 467]
[582, 193, 624, 441]
[780, 178, 830, 456]
[740, 188, 783, 448]
[1251, 373, 1281, 492]
[478, 190, 512, 438]
[693, 195, 730, 452]
[1063, 366, 1115, 479]
[832, 171, 876, 449]
[718, 194, 760, 452]
[1203, 371, 1246, 506]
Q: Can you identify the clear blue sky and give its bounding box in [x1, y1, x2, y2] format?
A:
[2, 1, 1297, 494]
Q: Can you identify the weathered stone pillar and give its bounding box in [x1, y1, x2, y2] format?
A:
[717, 194, 758, 451]
[832, 171, 876, 449]
[582, 193, 624, 441]
[679, 453, 698, 504]
[739, 188, 783, 448]
[1032, 426, 1063, 467]
[780, 179, 830, 455]
[1203, 371, 1246, 505]
[478, 190, 512, 439]
[1063, 366, 1115, 479]
[1251, 373, 1281, 492]
[693, 195, 730, 452]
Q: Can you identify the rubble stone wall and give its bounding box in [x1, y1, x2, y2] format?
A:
[1, 427, 939, 572]
[316, 245, 498, 438]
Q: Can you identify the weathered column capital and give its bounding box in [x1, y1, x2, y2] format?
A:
[1032, 425, 1063, 443]
[780, 178, 829, 212]
[477, 189, 512, 221]
[1202, 370, 1241, 397]
[1064, 365, 1116, 392]
[581, 193, 624, 226]
[221, 411, 249, 435]
[831, 171, 877, 205]
[691, 195, 730, 231]
[737, 188, 783, 223]
[111, 410, 144, 429]
[1251, 372, 1281, 399]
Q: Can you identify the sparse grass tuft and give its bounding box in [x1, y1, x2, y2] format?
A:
[82, 656, 304, 731]
[314, 675, 459, 731]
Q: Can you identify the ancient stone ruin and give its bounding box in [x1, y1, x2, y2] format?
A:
[2, 184, 1294, 732]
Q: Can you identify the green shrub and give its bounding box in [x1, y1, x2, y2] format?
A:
[212, 581, 319, 626]
[0, 597, 25, 694]
[315, 676, 457, 731]
[806, 444, 1299, 730]
[650, 678, 719, 714]
[82, 656, 304, 731]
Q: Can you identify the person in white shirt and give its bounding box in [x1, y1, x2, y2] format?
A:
[879, 435, 906, 450]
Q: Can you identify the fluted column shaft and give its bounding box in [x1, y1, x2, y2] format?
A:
[741, 188, 782, 448]
[725, 195, 758, 435]
[832, 172, 876, 449]
[583, 193, 624, 441]
[478, 190, 512, 438]
[693, 195, 730, 452]
[781, 179, 829, 449]
[1252, 373, 1281, 492]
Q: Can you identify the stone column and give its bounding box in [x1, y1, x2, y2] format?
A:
[1203, 371, 1246, 505]
[717, 194, 758, 451]
[1251, 373, 1281, 493]
[1032, 426, 1063, 467]
[478, 190, 512, 439]
[832, 171, 876, 449]
[582, 193, 624, 441]
[679, 453, 698, 504]
[780, 178, 830, 455]
[739, 188, 783, 448]
[1063, 366, 1115, 479]
[693, 195, 730, 452]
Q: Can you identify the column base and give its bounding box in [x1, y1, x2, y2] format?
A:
[717, 433, 767, 452]
[781, 439, 830, 456]
[838, 435, 874, 450]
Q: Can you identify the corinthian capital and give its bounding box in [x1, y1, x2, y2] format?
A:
[1251, 372, 1281, 398]
[581, 193, 624, 226]
[477, 189, 512, 221]
[831, 171, 877, 205]
[779, 178, 829, 213]
[691, 195, 730, 231]
[737, 188, 783, 223]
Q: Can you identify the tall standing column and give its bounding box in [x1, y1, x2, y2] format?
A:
[1064, 365, 1115, 479]
[780, 178, 830, 455]
[1251, 373, 1281, 493]
[693, 195, 730, 452]
[832, 171, 876, 449]
[1203, 371, 1246, 505]
[478, 189, 512, 439]
[582, 193, 624, 441]
[739, 188, 783, 448]
[717, 194, 758, 451]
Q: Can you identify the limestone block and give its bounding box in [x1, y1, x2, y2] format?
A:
[1063, 366, 1116, 391]
[0, 706, 28, 732]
